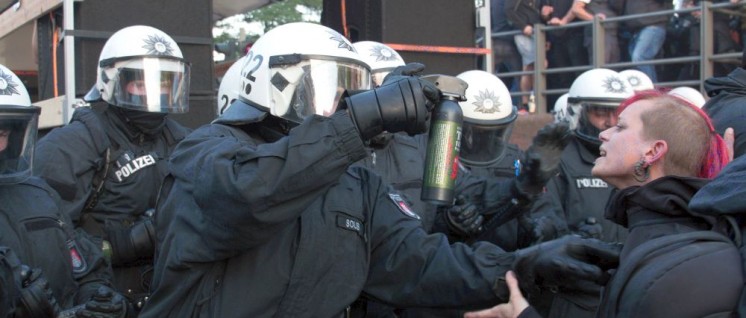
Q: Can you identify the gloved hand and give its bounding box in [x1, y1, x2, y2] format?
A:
[515, 122, 571, 198]
[107, 217, 156, 266]
[575, 217, 603, 240]
[444, 196, 484, 237]
[512, 235, 620, 296]
[344, 63, 441, 140]
[15, 266, 60, 318]
[381, 62, 426, 85]
[75, 286, 128, 318]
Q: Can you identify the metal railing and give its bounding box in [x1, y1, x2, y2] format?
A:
[491, 0, 746, 113]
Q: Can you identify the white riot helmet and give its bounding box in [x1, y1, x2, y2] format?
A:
[352, 41, 405, 87]
[568, 68, 633, 146]
[0, 64, 41, 184]
[552, 93, 578, 130]
[669, 86, 706, 108]
[234, 22, 372, 124]
[85, 25, 190, 113]
[619, 69, 654, 91]
[457, 70, 517, 166]
[216, 55, 248, 116]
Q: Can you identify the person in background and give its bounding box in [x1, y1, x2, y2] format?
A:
[34, 25, 192, 310]
[571, 0, 621, 64]
[492, 0, 526, 106]
[506, 0, 548, 112]
[436, 70, 538, 251]
[543, 0, 588, 110]
[618, 0, 673, 82]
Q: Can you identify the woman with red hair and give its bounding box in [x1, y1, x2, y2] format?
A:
[592, 89, 739, 318]
[465, 90, 739, 318]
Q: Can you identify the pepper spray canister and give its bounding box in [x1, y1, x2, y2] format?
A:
[421, 75, 468, 205]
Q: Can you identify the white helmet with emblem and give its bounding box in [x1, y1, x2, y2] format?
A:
[216, 55, 248, 116]
[234, 22, 372, 124]
[352, 41, 405, 87]
[568, 68, 633, 146]
[669, 86, 706, 108]
[85, 25, 190, 113]
[619, 69, 654, 91]
[0, 64, 41, 184]
[552, 93, 575, 129]
[456, 70, 517, 166]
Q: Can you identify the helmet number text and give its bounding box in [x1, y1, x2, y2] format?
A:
[242, 52, 264, 96]
[219, 95, 236, 115]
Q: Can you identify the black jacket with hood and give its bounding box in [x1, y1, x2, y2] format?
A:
[599, 176, 742, 318]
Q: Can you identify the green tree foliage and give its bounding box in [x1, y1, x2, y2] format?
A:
[244, 0, 322, 33]
[213, 0, 321, 60]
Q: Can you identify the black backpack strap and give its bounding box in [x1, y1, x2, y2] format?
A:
[83, 147, 111, 212]
[70, 107, 112, 214]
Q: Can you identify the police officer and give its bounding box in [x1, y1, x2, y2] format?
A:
[34, 25, 192, 307]
[437, 70, 533, 251]
[140, 22, 620, 317]
[0, 64, 128, 317]
[528, 68, 633, 317]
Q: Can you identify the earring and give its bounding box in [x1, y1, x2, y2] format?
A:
[633, 158, 650, 183]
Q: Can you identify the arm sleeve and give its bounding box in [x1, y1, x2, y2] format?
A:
[181, 112, 367, 252]
[34, 123, 101, 224]
[71, 228, 115, 305]
[505, 0, 529, 27]
[362, 175, 514, 309]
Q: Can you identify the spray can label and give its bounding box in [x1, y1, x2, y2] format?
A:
[423, 120, 462, 191]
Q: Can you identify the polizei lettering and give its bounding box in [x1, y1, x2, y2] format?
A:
[114, 154, 156, 182]
[575, 178, 608, 189]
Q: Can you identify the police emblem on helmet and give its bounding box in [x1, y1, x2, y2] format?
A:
[0, 70, 20, 96]
[143, 34, 174, 56]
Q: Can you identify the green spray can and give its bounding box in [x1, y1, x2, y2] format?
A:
[421, 75, 467, 205]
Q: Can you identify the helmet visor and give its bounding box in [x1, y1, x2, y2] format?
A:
[460, 121, 514, 166]
[0, 106, 40, 184]
[109, 57, 190, 113]
[576, 103, 619, 144]
[285, 59, 371, 123]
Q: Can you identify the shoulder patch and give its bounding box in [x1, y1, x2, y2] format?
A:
[388, 193, 421, 220]
[68, 240, 87, 274]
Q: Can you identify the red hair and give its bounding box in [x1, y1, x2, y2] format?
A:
[616, 89, 729, 179]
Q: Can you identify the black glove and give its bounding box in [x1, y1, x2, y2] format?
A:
[381, 62, 426, 85]
[575, 217, 603, 240]
[515, 122, 571, 198]
[75, 286, 128, 318]
[444, 196, 484, 237]
[512, 235, 620, 295]
[107, 217, 156, 266]
[15, 266, 60, 318]
[344, 63, 441, 140]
